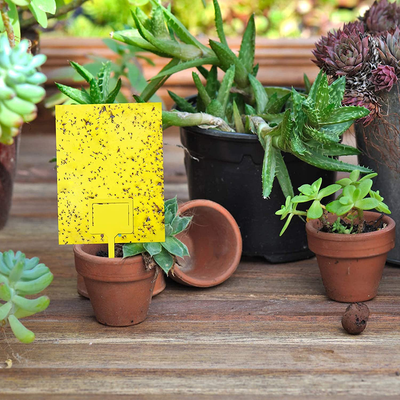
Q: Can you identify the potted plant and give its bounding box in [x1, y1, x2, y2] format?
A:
[54, 60, 171, 297]
[276, 170, 396, 302]
[0, 250, 53, 343]
[0, 27, 47, 228]
[312, 0, 400, 264]
[111, 0, 372, 262]
[73, 197, 192, 327]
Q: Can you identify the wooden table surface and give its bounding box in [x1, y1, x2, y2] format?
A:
[1, 132, 400, 399]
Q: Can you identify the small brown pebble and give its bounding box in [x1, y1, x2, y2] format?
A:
[342, 302, 370, 335]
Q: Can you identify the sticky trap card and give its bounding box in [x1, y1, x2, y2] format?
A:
[56, 103, 164, 254]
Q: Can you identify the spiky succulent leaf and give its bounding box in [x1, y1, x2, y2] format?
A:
[261, 136, 276, 198]
[212, 0, 228, 47]
[249, 73, 268, 114]
[217, 65, 235, 113]
[238, 14, 255, 73]
[169, 91, 196, 113]
[209, 40, 249, 88]
[104, 78, 122, 103]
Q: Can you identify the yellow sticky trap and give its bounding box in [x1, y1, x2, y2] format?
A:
[89, 199, 133, 258]
[55, 103, 165, 256]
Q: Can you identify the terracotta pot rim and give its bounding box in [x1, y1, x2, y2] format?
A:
[73, 244, 141, 265]
[172, 199, 242, 287]
[306, 212, 396, 242]
[73, 244, 154, 282]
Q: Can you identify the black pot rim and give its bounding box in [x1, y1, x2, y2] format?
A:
[181, 124, 258, 142]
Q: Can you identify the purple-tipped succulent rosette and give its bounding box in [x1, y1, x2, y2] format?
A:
[312, 0, 400, 125]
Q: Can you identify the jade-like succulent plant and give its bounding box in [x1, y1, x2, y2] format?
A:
[276, 170, 391, 236]
[0, 250, 53, 343]
[313, 0, 400, 124]
[112, 0, 371, 199]
[55, 61, 122, 105]
[0, 36, 46, 144]
[123, 197, 191, 274]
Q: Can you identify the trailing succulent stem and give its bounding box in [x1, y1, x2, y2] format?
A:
[0, 251, 53, 343]
[0, 36, 47, 144]
[123, 197, 191, 275]
[276, 170, 391, 236]
[112, 0, 373, 198]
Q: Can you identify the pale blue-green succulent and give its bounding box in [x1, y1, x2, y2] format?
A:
[0, 36, 47, 144]
[0, 250, 53, 343]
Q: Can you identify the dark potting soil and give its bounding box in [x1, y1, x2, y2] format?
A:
[96, 244, 124, 258]
[320, 214, 387, 234]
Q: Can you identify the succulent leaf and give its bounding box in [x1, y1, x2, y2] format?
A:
[143, 242, 162, 257]
[261, 136, 276, 198]
[0, 251, 52, 343]
[169, 91, 196, 113]
[238, 14, 255, 73]
[152, 247, 174, 274]
[123, 243, 145, 258]
[212, 0, 228, 47]
[161, 236, 189, 257]
[8, 315, 35, 343]
[249, 73, 268, 114]
[217, 65, 235, 113]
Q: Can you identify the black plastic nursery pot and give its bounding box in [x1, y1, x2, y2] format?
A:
[180, 125, 335, 263]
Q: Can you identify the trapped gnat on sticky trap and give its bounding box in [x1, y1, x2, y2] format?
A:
[55, 103, 165, 257]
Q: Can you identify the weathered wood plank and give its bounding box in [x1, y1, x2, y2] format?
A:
[2, 369, 400, 396]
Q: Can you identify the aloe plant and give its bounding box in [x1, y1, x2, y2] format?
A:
[123, 197, 191, 274]
[276, 170, 391, 236]
[0, 250, 53, 343]
[55, 61, 122, 105]
[112, 0, 372, 199]
[46, 38, 160, 108]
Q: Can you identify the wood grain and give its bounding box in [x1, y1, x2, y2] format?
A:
[0, 134, 400, 398]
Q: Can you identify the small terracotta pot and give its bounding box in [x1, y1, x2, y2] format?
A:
[74, 244, 156, 326]
[77, 270, 166, 298]
[306, 211, 396, 302]
[171, 199, 242, 287]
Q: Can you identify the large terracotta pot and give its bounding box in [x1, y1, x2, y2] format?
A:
[0, 135, 20, 229]
[172, 199, 242, 287]
[306, 212, 396, 302]
[74, 244, 156, 327]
